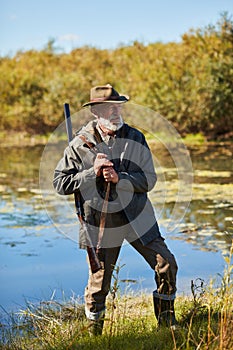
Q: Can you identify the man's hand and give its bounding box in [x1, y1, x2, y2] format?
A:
[94, 153, 113, 177]
[94, 153, 118, 183]
[102, 166, 119, 184]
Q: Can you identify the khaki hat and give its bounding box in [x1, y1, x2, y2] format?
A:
[82, 84, 129, 107]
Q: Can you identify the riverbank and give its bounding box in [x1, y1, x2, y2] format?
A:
[1, 251, 232, 350]
[1, 130, 232, 148]
[0, 131, 52, 148]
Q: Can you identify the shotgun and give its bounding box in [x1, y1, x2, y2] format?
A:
[63, 103, 101, 273]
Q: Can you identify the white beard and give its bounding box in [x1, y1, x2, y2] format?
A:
[98, 115, 124, 132]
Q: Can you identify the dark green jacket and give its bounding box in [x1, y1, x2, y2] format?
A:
[53, 121, 161, 247]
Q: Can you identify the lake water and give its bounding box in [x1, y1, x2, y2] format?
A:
[0, 142, 232, 313]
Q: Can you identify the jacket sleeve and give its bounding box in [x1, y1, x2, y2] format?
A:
[53, 142, 96, 195]
[117, 136, 157, 193]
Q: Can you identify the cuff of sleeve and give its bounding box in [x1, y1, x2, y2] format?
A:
[117, 172, 134, 192]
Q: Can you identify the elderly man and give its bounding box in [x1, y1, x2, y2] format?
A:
[53, 84, 178, 335]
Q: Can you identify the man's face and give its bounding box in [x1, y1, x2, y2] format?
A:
[92, 103, 123, 132]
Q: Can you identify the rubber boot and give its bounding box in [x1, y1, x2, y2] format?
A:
[88, 310, 105, 336]
[153, 296, 177, 329]
[89, 318, 104, 336]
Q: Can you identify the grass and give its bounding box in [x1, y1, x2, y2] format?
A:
[0, 243, 232, 350]
[181, 133, 206, 146]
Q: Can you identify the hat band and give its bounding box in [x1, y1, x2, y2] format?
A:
[90, 95, 120, 102]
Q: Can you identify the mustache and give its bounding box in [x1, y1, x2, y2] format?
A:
[108, 114, 121, 122]
[98, 116, 123, 131]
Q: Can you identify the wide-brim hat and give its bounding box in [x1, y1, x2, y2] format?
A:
[82, 84, 129, 107]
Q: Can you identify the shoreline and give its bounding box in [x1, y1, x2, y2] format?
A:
[1, 130, 232, 148]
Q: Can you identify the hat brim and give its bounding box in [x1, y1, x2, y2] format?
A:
[82, 95, 129, 108]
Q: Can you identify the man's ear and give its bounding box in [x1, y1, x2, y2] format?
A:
[90, 105, 95, 114]
[91, 105, 97, 114]
[91, 104, 104, 118]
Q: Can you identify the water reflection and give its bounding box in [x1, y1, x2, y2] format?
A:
[0, 143, 232, 311]
[0, 143, 232, 252]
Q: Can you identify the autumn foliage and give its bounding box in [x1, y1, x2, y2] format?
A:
[0, 14, 232, 139]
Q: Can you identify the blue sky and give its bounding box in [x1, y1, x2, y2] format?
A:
[0, 0, 232, 56]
